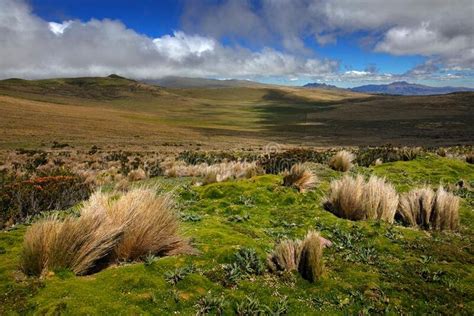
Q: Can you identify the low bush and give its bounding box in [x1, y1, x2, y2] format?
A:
[283, 164, 317, 192]
[328, 150, 354, 172]
[20, 188, 194, 276]
[356, 146, 423, 167]
[1, 173, 91, 228]
[397, 186, 460, 231]
[324, 175, 398, 223]
[257, 148, 332, 174]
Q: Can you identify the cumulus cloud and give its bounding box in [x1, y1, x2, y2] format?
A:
[0, 0, 338, 79]
[182, 0, 474, 70]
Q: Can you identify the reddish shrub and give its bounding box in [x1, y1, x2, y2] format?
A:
[1, 175, 91, 227]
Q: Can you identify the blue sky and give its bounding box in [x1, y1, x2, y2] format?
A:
[1, 0, 472, 87]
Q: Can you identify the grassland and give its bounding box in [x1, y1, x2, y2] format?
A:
[0, 76, 473, 150]
[1, 155, 473, 314]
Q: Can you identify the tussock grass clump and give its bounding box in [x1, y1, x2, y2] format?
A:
[324, 175, 398, 223]
[398, 186, 460, 231]
[82, 188, 195, 261]
[267, 239, 301, 273]
[21, 212, 122, 276]
[127, 168, 147, 182]
[20, 188, 194, 276]
[267, 231, 325, 282]
[164, 160, 262, 184]
[283, 164, 317, 192]
[329, 150, 354, 172]
[298, 231, 324, 282]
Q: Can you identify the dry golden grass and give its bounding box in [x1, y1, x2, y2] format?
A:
[21, 212, 123, 276]
[432, 186, 460, 231]
[21, 188, 194, 276]
[324, 175, 398, 223]
[267, 230, 325, 282]
[397, 186, 459, 231]
[267, 239, 301, 273]
[298, 231, 324, 283]
[398, 187, 435, 228]
[398, 186, 459, 230]
[164, 160, 262, 184]
[283, 163, 317, 192]
[329, 150, 355, 172]
[127, 168, 147, 182]
[82, 188, 195, 261]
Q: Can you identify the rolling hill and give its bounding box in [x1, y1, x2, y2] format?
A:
[144, 76, 272, 88]
[0, 76, 473, 149]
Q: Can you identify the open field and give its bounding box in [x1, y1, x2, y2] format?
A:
[1, 152, 474, 314]
[1, 77, 473, 315]
[1, 76, 473, 150]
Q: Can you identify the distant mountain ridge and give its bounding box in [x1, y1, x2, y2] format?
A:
[350, 81, 474, 95]
[303, 80, 474, 95]
[302, 82, 341, 90]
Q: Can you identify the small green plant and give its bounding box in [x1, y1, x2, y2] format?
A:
[143, 253, 156, 266]
[164, 265, 195, 285]
[234, 248, 265, 275]
[235, 296, 266, 316]
[180, 213, 202, 222]
[227, 214, 250, 223]
[195, 294, 225, 315]
[222, 263, 243, 287]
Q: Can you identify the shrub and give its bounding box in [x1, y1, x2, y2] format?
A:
[329, 150, 354, 172]
[20, 188, 194, 276]
[283, 164, 317, 192]
[298, 231, 324, 282]
[1, 174, 91, 228]
[324, 175, 398, 223]
[398, 186, 460, 231]
[257, 148, 331, 174]
[356, 146, 423, 167]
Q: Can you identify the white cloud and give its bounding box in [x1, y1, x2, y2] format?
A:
[0, 0, 338, 80]
[48, 21, 72, 35]
[183, 0, 474, 70]
[152, 31, 216, 61]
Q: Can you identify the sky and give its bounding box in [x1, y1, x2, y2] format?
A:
[0, 0, 473, 87]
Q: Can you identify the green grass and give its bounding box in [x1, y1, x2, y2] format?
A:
[1, 157, 473, 314]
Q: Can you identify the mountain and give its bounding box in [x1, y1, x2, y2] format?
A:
[350, 81, 474, 95]
[303, 82, 341, 90]
[144, 76, 272, 88]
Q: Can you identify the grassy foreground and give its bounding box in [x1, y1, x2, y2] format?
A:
[1, 156, 473, 315]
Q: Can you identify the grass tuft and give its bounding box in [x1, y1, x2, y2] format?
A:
[20, 188, 194, 276]
[398, 186, 460, 231]
[324, 175, 398, 223]
[283, 163, 317, 192]
[298, 231, 324, 283]
[329, 150, 354, 172]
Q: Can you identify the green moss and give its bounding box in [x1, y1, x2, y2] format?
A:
[1, 157, 473, 315]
